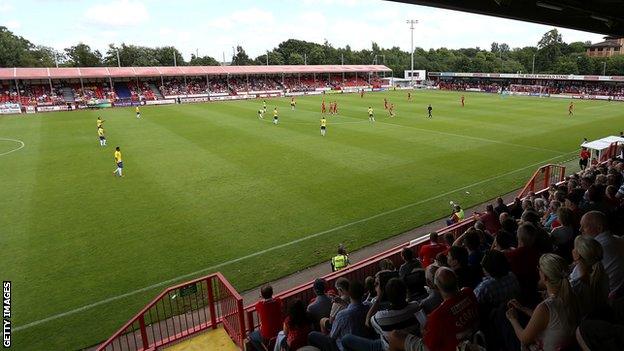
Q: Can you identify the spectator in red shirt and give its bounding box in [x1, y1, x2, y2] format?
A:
[475, 205, 501, 234]
[276, 299, 312, 351]
[388, 267, 479, 351]
[419, 232, 447, 268]
[249, 285, 283, 351]
[579, 147, 590, 170]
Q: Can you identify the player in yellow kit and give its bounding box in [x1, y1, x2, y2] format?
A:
[368, 106, 375, 122]
[273, 107, 279, 125]
[97, 116, 104, 129]
[97, 126, 106, 147]
[135, 106, 141, 119]
[320, 116, 327, 137]
[113, 147, 124, 177]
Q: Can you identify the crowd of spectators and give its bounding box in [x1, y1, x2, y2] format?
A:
[437, 79, 502, 93]
[436, 78, 624, 97]
[73, 83, 116, 102]
[247, 158, 624, 351]
[1, 84, 65, 105]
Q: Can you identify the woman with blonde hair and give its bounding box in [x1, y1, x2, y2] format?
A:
[570, 235, 609, 319]
[505, 254, 578, 351]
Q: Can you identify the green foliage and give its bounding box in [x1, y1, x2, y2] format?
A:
[64, 43, 103, 67]
[189, 54, 220, 66]
[0, 26, 622, 75]
[232, 45, 253, 65]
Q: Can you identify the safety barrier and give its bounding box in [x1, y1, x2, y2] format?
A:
[517, 164, 566, 200]
[97, 272, 245, 351]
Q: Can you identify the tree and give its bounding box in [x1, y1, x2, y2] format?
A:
[64, 43, 102, 67]
[0, 26, 36, 67]
[538, 29, 563, 48]
[189, 54, 220, 66]
[232, 46, 253, 65]
[31, 45, 60, 67]
[287, 52, 304, 65]
[152, 46, 185, 66]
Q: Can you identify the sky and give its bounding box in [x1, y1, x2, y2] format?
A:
[0, 0, 605, 62]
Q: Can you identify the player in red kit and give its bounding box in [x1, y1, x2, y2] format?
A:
[334, 101, 338, 114]
[461, 95, 465, 107]
[568, 102, 574, 117]
[321, 99, 326, 114]
[389, 103, 395, 117]
[384, 98, 388, 110]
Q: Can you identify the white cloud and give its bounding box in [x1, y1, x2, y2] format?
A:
[84, 0, 149, 27]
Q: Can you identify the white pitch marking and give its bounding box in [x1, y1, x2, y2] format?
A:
[0, 138, 25, 156]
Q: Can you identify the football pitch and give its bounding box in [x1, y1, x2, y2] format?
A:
[1, 90, 621, 350]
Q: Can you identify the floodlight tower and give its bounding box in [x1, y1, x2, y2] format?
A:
[406, 19, 418, 86]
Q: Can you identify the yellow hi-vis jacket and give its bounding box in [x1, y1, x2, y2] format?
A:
[331, 254, 349, 271]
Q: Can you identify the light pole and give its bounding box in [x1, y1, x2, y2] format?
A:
[406, 20, 418, 86]
[116, 48, 121, 67]
[603, 61, 607, 76]
[532, 54, 536, 74]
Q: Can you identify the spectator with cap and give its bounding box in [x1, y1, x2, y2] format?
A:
[307, 279, 333, 330]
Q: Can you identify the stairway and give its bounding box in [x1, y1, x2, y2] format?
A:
[113, 82, 131, 99]
[61, 87, 75, 102]
[149, 83, 164, 99]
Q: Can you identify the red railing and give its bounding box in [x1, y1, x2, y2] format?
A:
[97, 272, 245, 351]
[599, 142, 621, 163]
[517, 164, 566, 199]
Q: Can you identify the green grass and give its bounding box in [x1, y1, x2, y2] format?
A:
[0, 89, 621, 350]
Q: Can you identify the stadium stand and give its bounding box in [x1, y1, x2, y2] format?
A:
[429, 73, 624, 100]
[98, 143, 624, 350]
[0, 65, 390, 111]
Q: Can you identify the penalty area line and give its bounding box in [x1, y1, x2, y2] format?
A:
[13, 150, 576, 332]
[0, 138, 25, 156]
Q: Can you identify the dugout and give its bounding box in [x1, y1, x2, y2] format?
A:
[581, 135, 624, 163]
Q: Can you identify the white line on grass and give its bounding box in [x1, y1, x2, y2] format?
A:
[14, 150, 577, 332]
[0, 138, 25, 156]
[377, 120, 565, 155]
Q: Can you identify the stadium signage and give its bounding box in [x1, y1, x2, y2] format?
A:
[0, 103, 21, 115]
[145, 99, 176, 105]
[437, 72, 624, 82]
[164, 94, 210, 99]
[37, 105, 69, 112]
[180, 97, 210, 103]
